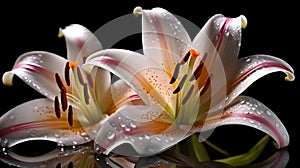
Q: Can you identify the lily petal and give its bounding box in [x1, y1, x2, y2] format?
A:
[193, 14, 244, 82]
[94, 106, 193, 156]
[226, 54, 295, 104]
[0, 142, 95, 168]
[2, 51, 67, 99]
[135, 6, 191, 73]
[59, 24, 103, 64]
[0, 98, 95, 148]
[199, 96, 289, 148]
[99, 79, 142, 115]
[84, 49, 176, 118]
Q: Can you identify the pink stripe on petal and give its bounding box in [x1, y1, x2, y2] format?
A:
[14, 63, 54, 81]
[0, 120, 69, 136]
[233, 61, 293, 87]
[215, 18, 232, 50]
[223, 112, 284, 147]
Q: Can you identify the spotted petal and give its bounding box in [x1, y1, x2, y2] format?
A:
[2, 51, 67, 99]
[0, 98, 97, 148]
[94, 105, 193, 156]
[59, 24, 103, 64]
[226, 54, 294, 104]
[84, 49, 176, 119]
[198, 96, 289, 148]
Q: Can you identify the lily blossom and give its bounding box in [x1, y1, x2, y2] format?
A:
[83, 7, 295, 156]
[0, 24, 139, 148]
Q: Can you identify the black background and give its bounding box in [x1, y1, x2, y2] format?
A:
[0, 1, 298, 167]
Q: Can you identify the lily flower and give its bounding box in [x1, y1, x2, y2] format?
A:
[0, 24, 139, 148]
[83, 7, 295, 156]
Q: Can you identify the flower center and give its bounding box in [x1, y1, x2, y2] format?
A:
[169, 49, 212, 105]
[53, 61, 96, 127]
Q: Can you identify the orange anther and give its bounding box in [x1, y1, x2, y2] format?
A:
[190, 49, 200, 58]
[69, 61, 78, 69]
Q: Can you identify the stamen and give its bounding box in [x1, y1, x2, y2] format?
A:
[55, 73, 64, 90]
[86, 73, 94, 88]
[133, 6, 143, 16]
[182, 85, 194, 105]
[190, 62, 204, 81]
[61, 87, 68, 111]
[76, 67, 84, 85]
[169, 63, 180, 84]
[173, 74, 187, 94]
[200, 74, 213, 96]
[190, 49, 200, 58]
[69, 61, 78, 69]
[178, 50, 191, 65]
[54, 96, 61, 118]
[240, 15, 247, 29]
[190, 53, 208, 81]
[83, 83, 89, 105]
[64, 62, 70, 86]
[68, 105, 73, 127]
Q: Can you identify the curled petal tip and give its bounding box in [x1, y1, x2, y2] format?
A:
[133, 6, 143, 16]
[285, 73, 295, 81]
[58, 28, 64, 38]
[2, 72, 13, 86]
[240, 15, 247, 29]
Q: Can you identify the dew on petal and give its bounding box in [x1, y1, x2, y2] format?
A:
[106, 131, 115, 140]
[30, 130, 38, 137]
[0, 137, 9, 147]
[265, 110, 272, 116]
[130, 122, 137, 128]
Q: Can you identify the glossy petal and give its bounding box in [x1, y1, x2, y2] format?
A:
[94, 104, 199, 156]
[0, 143, 96, 168]
[226, 54, 295, 104]
[193, 14, 245, 83]
[84, 49, 176, 118]
[198, 96, 289, 148]
[0, 98, 97, 148]
[136, 6, 191, 73]
[59, 24, 103, 64]
[2, 51, 67, 99]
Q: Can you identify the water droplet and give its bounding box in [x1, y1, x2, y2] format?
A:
[80, 132, 88, 137]
[130, 122, 136, 128]
[246, 58, 251, 62]
[168, 137, 174, 141]
[155, 137, 162, 141]
[144, 134, 150, 140]
[30, 130, 38, 137]
[120, 123, 126, 128]
[72, 141, 78, 145]
[54, 134, 60, 138]
[249, 119, 255, 124]
[265, 110, 272, 116]
[124, 127, 131, 132]
[8, 114, 15, 121]
[106, 131, 115, 140]
[275, 122, 280, 128]
[147, 146, 156, 152]
[57, 141, 64, 147]
[0, 137, 8, 147]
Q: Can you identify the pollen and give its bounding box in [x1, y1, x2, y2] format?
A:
[69, 61, 78, 69]
[133, 6, 143, 16]
[190, 49, 200, 58]
[240, 15, 247, 29]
